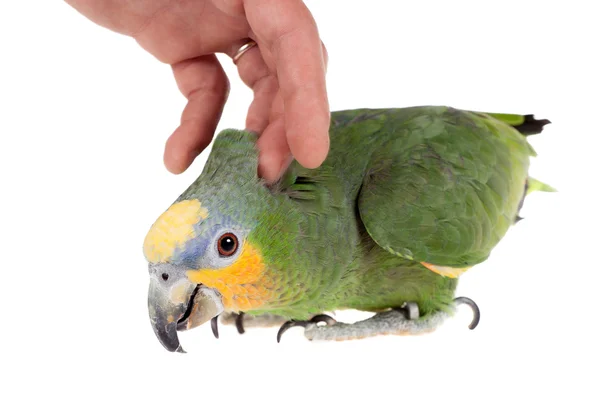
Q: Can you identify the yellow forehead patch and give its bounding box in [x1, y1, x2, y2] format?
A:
[143, 199, 209, 263]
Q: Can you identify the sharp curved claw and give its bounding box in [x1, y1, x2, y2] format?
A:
[235, 312, 245, 334]
[277, 320, 307, 343]
[211, 316, 219, 339]
[453, 297, 480, 330]
[276, 314, 337, 343]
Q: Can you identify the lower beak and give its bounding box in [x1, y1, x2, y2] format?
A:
[148, 270, 223, 353]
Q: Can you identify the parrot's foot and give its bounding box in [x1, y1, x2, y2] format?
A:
[277, 315, 338, 343]
[277, 297, 480, 342]
[219, 312, 289, 335]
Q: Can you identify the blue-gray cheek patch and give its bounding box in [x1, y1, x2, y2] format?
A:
[171, 213, 232, 267]
[173, 235, 210, 267]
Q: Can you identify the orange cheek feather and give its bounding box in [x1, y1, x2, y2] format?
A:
[186, 241, 274, 312]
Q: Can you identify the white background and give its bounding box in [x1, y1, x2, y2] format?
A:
[1, 1, 599, 399]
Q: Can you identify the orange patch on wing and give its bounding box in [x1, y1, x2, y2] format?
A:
[421, 261, 472, 278]
[186, 241, 273, 312]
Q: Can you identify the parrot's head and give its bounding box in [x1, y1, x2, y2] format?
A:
[143, 130, 275, 352]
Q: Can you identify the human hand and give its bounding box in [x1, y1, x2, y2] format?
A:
[65, 0, 330, 181]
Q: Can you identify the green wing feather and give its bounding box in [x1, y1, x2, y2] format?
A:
[357, 107, 533, 267]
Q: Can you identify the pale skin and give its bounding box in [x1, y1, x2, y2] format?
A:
[65, 0, 330, 182]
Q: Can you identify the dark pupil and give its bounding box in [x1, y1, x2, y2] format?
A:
[221, 237, 235, 252]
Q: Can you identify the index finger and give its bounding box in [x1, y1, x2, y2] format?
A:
[244, 0, 330, 169]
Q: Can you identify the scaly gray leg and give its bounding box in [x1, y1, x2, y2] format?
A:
[277, 297, 480, 342]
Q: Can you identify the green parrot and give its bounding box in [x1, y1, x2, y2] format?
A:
[143, 106, 553, 352]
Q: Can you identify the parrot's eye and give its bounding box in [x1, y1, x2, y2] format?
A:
[217, 233, 239, 257]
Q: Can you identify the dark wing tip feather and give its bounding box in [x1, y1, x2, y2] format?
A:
[516, 115, 551, 136]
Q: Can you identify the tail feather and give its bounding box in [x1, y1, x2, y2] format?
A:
[527, 177, 557, 194]
[514, 115, 551, 136]
[486, 112, 554, 223]
[487, 112, 551, 136]
[515, 177, 556, 224]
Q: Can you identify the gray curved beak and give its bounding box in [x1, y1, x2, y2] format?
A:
[148, 264, 223, 353]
